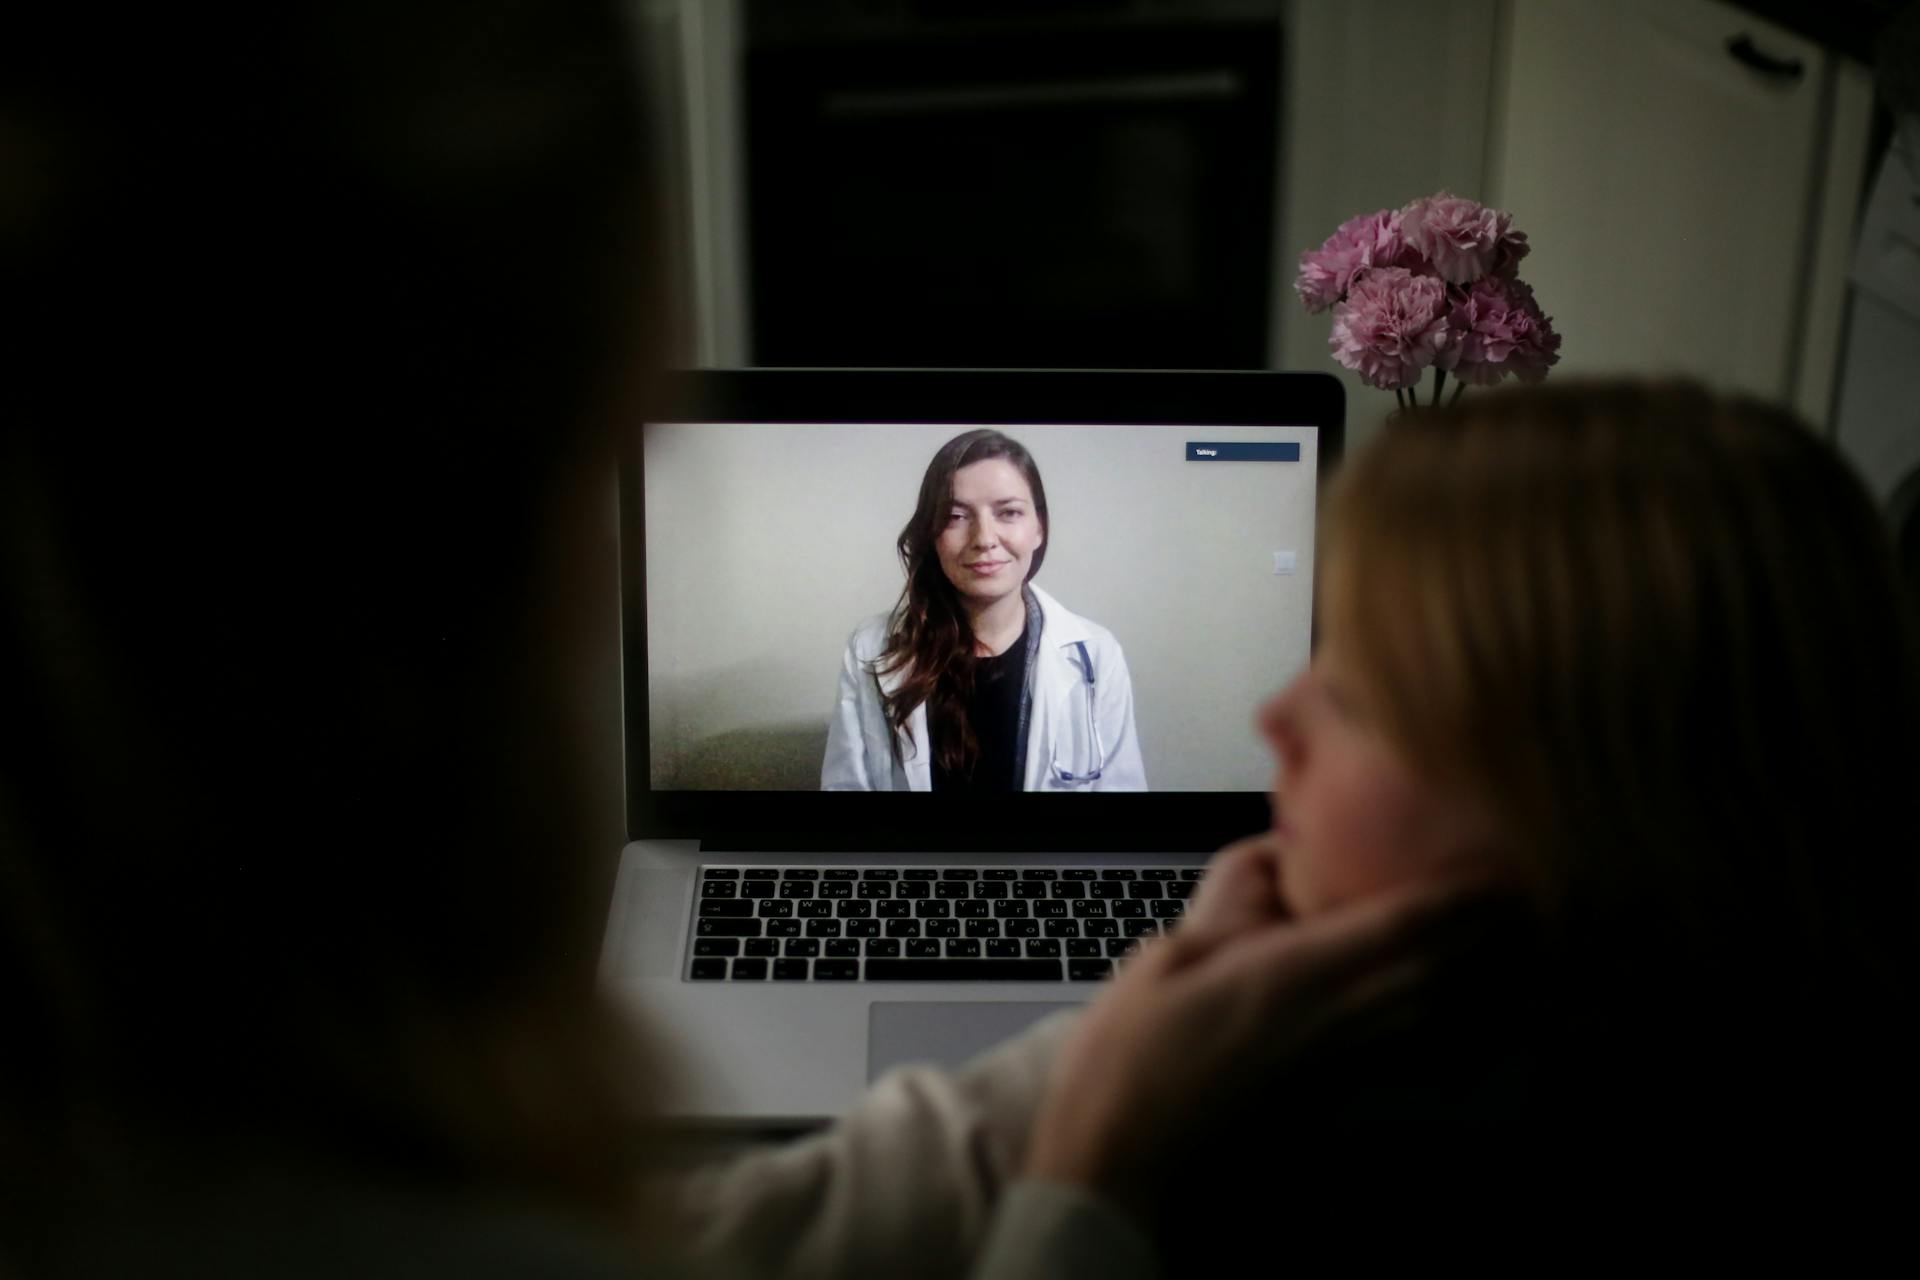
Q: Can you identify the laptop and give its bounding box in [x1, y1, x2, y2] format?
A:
[599, 369, 1344, 1122]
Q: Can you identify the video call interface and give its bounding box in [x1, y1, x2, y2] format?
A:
[641, 420, 1320, 794]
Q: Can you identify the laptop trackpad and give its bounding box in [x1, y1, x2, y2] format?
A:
[868, 1001, 1078, 1082]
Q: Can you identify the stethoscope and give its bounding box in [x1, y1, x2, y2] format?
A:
[1048, 639, 1104, 785]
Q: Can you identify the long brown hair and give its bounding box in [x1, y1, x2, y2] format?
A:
[1324, 380, 1920, 1036]
[874, 429, 1050, 777]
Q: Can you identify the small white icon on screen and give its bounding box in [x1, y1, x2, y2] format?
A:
[1273, 551, 1297, 575]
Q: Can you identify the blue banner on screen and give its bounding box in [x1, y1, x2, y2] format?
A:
[1186, 442, 1301, 462]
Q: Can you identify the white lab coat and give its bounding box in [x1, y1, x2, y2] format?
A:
[821, 583, 1147, 791]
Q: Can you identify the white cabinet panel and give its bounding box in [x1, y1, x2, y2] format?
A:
[1490, 0, 1825, 399]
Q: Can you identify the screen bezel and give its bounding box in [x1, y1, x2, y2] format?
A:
[620, 368, 1345, 852]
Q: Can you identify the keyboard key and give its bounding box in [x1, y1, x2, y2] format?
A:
[1044, 920, 1081, 938]
[987, 939, 1021, 957]
[1180, 869, 1204, 880]
[992, 900, 1031, 918]
[731, 958, 768, 979]
[864, 960, 1063, 981]
[773, 959, 809, 980]
[1021, 869, 1058, 881]
[1025, 939, 1062, 958]
[885, 918, 923, 938]
[778, 881, 815, 899]
[1112, 900, 1145, 918]
[745, 868, 780, 880]
[1068, 960, 1113, 982]
[756, 900, 793, 917]
[955, 900, 988, 918]
[836, 900, 872, 918]
[861, 868, 899, 880]
[702, 868, 740, 880]
[972, 881, 1007, 899]
[693, 939, 740, 957]
[819, 881, 853, 899]
[701, 881, 738, 898]
[1128, 881, 1163, 899]
[903, 869, 939, 880]
[805, 919, 841, 938]
[815, 960, 859, 980]
[1012, 882, 1047, 899]
[964, 919, 1001, 938]
[914, 900, 951, 918]
[699, 900, 753, 918]
[941, 869, 978, 881]
[696, 919, 761, 938]
[825, 939, 860, 957]
[1062, 869, 1097, 881]
[1050, 881, 1085, 899]
[845, 920, 880, 938]
[1006, 920, 1040, 938]
[1066, 939, 1102, 958]
[797, 901, 832, 918]
[784, 939, 820, 958]
[897, 881, 931, 900]
[766, 919, 801, 937]
[876, 900, 911, 918]
[781, 869, 819, 880]
[1168, 881, 1196, 900]
[1100, 869, 1137, 881]
[907, 939, 941, 958]
[744, 938, 780, 956]
[1089, 882, 1125, 899]
[1107, 938, 1142, 959]
[741, 881, 775, 899]
[1070, 900, 1108, 918]
[865, 939, 901, 957]
[924, 920, 960, 938]
[690, 959, 727, 980]
[1034, 901, 1068, 918]
[934, 882, 968, 900]
[982, 869, 1018, 880]
[946, 939, 981, 958]
[857, 882, 894, 899]
[1085, 920, 1119, 938]
[824, 868, 860, 880]
[1124, 920, 1160, 938]
[1142, 869, 1177, 880]
[1151, 901, 1185, 919]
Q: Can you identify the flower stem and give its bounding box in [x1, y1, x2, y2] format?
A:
[1432, 368, 1447, 407]
[1449, 382, 1466, 407]
[1394, 388, 1406, 411]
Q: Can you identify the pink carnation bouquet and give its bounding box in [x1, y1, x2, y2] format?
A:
[1297, 192, 1560, 409]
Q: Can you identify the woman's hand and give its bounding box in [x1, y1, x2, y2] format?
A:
[1021, 853, 1501, 1224]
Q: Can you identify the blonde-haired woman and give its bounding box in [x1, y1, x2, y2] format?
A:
[1019, 380, 1920, 1266]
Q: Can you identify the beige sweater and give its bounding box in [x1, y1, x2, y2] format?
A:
[660, 1010, 1155, 1280]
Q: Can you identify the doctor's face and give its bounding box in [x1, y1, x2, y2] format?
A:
[936, 458, 1045, 608]
[1256, 634, 1499, 918]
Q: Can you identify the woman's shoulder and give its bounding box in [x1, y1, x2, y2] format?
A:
[1031, 586, 1124, 655]
[846, 612, 893, 660]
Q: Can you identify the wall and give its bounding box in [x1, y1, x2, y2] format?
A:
[642, 422, 1320, 791]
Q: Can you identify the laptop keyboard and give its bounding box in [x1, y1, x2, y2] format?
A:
[687, 866, 1202, 983]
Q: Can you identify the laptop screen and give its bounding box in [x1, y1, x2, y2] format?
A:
[621, 371, 1344, 849]
[643, 420, 1318, 793]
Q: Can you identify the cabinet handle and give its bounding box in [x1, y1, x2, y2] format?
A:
[1725, 33, 1805, 81]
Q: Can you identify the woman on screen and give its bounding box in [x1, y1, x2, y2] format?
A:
[822, 429, 1147, 791]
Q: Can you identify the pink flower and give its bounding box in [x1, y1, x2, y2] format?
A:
[1440, 275, 1562, 385]
[1294, 209, 1412, 313]
[1400, 192, 1523, 285]
[1328, 267, 1453, 391]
